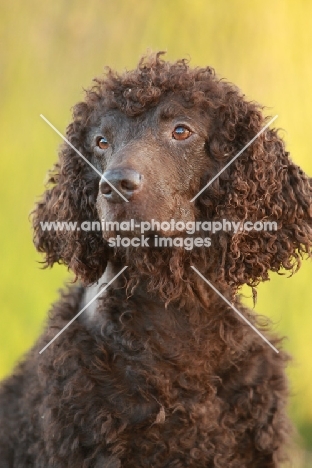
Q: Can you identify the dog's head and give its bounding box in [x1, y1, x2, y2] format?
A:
[33, 53, 312, 299]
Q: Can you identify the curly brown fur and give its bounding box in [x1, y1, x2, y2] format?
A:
[0, 52, 311, 467]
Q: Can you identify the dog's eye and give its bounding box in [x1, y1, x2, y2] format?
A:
[172, 125, 192, 140]
[97, 136, 109, 150]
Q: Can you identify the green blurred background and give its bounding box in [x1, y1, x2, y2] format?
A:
[0, 0, 311, 465]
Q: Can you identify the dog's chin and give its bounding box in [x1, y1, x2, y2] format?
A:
[97, 204, 196, 242]
[102, 229, 192, 242]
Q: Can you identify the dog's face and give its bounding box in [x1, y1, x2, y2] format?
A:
[90, 99, 214, 238]
[32, 54, 312, 290]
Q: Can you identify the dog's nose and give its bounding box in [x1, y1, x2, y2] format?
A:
[100, 168, 142, 202]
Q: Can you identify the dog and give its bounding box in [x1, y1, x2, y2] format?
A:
[0, 52, 311, 467]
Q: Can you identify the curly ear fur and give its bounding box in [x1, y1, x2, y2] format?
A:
[199, 87, 312, 288]
[32, 52, 312, 291]
[32, 103, 108, 284]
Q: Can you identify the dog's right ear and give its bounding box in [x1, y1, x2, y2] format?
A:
[32, 103, 108, 284]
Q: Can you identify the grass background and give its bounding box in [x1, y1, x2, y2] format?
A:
[0, 0, 311, 465]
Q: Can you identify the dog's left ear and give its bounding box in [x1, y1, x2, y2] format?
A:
[200, 87, 312, 288]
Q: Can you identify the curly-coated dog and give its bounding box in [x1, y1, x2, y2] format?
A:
[0, 53, 311, 467]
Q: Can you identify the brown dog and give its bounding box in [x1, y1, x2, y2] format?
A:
[0, 53, 311, 467]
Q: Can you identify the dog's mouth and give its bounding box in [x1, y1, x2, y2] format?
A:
[101, 218, 200, 240]
[97, 190, 196, 242]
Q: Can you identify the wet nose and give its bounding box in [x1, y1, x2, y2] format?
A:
[100, 168, 142, 202]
